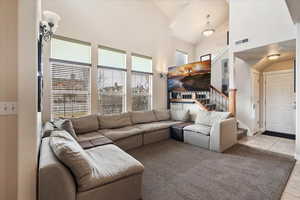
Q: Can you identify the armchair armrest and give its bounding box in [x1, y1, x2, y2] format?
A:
[209, 118, 237, 152]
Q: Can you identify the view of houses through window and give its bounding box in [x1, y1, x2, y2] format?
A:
[50, 37, 153, 118]
[97, 47, 127, 114]
[131, 55, 153, 111]
[50, 37, 91, 118]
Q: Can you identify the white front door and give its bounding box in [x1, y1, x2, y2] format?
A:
[265, 70, 295, 134]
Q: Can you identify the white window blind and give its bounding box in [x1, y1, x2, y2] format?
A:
[176, 50, 188, 66]
[97, 47, 127, 114]
[51, 61, 91, 118]
[132, 54, 152, 73]
[98, 47, 126, 69]
[51, 37, 91, 64]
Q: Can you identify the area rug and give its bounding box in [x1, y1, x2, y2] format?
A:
[128, 140, 295, 200]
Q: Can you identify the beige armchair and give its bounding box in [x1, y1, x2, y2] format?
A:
[183, 111, 237, 152]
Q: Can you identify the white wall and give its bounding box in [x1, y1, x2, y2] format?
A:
[18, 0, 40, 200]
[0, 0, 18, 199]
[263, 59, 294, 72]
[228, 0, 296, 133]
[195, 21, 228, 60]
[296, 23, 300, 160]
[230, 0, 296, 53]
[42, 0, 195, 120]
[234, 58, 253, 133]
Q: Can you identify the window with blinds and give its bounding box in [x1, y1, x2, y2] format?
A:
[131, 54, 152, 111]
[98, 47, 127, 114]
[176, 50, 188, 66]
[50, 36, 91, 118]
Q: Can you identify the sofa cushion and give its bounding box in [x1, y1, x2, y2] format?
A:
[49, 131, 100, 192]
[77, 132, 107, 142]
[54, 119, 78, 140]
[100, 126, 144, 141]
[98, 112, 132, 129]
[170, 110, 190, 121]
[195, 110, 212, 127]
[85, 144, 144, 188]
[131, 110, 157, 124]
[71, 115, 99, 135]
[210, 111, 231, 125]
[136, 121, 182, 132]
[154, 110, 170, 121]
[183, 124, 211, 136]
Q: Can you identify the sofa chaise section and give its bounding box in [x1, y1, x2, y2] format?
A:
[39, 131, 144, 200]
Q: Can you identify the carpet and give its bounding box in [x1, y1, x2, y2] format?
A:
[128, 140, 295, 200]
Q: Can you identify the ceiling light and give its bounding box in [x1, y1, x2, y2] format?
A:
[267, 54, 280, 60]
[202, 14, 215, 37]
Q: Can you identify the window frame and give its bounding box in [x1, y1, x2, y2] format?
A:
[131, 53, 153, 111]
[175, 49, 189, 66]
[97, 46, 127, 114]
[49, 36, 92, 119]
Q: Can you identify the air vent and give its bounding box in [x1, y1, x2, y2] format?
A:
[235, 38, 249, 45]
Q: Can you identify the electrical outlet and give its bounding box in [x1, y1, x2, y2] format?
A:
[0, 102, 18, 115]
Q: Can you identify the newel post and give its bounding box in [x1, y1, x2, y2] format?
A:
[228, 52, 237, 117]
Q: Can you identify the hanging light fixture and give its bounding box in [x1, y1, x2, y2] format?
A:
[202, 14, 215, 37]
[267, 53, 281, 60]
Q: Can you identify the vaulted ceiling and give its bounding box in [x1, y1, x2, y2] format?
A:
[152, 0, 229, 44]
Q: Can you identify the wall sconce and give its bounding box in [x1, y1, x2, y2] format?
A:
[40, 11, 61, 42]
[160, 73, 167, 79]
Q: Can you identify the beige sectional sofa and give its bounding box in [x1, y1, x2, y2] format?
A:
[39, 109, 237, 200]
[39, 110, 184, 200]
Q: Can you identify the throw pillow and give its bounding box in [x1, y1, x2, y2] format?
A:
[71, 115, 99, 135]
[42, 121, 55, 138]
[54, 119, 78, 140]
[170, 110, 190, 121]
[195, 110, 212, 126]
[209, 111, 231, 126]
[50, 131, 101, 192]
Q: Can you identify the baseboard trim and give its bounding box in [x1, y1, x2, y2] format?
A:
[262, 131, 295, 140]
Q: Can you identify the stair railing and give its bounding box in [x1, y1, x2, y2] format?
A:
[209, 85, 229, 111]
[169, 86, 229, 112]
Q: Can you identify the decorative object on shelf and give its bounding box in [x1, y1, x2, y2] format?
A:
[202, 14, 215, 37]
[38, 11, 60, 112]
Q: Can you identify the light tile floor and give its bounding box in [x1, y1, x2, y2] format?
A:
[239, 134, 300, 200]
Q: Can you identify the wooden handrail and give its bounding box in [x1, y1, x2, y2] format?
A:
[170, 99, 209, 111]
[209, 85, 228, 99]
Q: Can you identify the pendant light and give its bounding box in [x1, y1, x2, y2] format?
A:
[202, 14, 215, 37]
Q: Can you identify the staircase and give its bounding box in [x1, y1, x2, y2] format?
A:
[169, 85, 229, 112]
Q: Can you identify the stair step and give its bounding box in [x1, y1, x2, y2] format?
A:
[237, 128, 247, 140]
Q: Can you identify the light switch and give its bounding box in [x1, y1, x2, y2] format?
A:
[0, 102, 18, 115]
